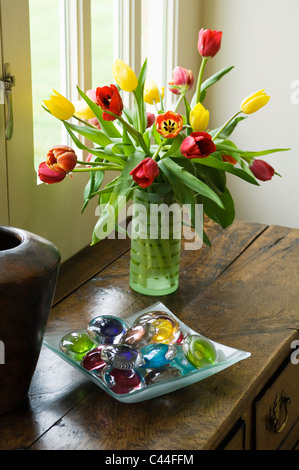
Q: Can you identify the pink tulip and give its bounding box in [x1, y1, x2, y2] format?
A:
[169, 66, 194, 95]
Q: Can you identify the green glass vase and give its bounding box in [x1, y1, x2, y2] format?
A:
[129, 185, 181, 296]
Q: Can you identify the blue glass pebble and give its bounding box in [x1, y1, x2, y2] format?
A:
[140, 343, 177, 368]
[173, 345, 196, 374]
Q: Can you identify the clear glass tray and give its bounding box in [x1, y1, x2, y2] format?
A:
[43, 302, 251, 403]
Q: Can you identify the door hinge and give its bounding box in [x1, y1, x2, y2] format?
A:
[0, 63, 15, 140]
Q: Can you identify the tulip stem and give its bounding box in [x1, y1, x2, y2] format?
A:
[152, 140, 167, 161]
[72, 165, 122, 172]
[212, 111, 242, 141]
[194, 57, 208, 105]
[174, 91, 186, 113]
[77, 160, 122, 167]
[73, 116, 97, 128]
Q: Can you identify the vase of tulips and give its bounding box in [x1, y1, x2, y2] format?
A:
[39, 28, 289, 296]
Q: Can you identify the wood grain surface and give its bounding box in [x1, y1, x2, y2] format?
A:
[0, 219, 298, 450]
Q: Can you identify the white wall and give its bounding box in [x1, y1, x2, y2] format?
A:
[202, 0, 299, 228]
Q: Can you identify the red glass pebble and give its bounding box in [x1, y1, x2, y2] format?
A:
[81, 346, 106, 373]
[104, 368, 144, 394]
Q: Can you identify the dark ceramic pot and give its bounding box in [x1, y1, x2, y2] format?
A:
[0, 226, 60, 414]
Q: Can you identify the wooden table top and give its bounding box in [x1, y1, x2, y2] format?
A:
[0, 219, 298, 451]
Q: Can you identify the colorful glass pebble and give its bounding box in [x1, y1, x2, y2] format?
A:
[134, 311, 181, 344]
[100, 344, 144, 370]
[87, 315, 128, 345]
[140, 343, 177, 368]
[59, 330, 96, 361]
[173, 345, 196, 374]
[120, 323, 156, 348]
[104, 368, 145, 394]
[183, 334, 217, 369]
[81, 345, 106, 374]
[144, 366, 181, 386]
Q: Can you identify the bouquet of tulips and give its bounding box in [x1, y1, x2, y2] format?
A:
[39, 28, 288, 246]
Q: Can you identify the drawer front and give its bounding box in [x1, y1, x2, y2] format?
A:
[254, 360, 299, 450]
[217, 419, 246, 450]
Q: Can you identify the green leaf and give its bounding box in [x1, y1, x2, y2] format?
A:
[191, 66, 234, 107]
[133, 59, 148, 134]
[203, 187, 235, 229]
[158, 157, 224, 208]
[183, 95, 191, 129]
[82, 164, 105, 212]
[122, 128, 135, 156]
[63, 120, 112, 148]
[62, 122, 125, 165]
[216, 143, 291, 158]
[198, 164, 227, 195]
[210, 116, 247, 141]
[158, 158, 203, 237]
[201, 66, 234, 93]
[161, 134, 185, 159]
[91, 153, 143, 245]
[192, 152, 259, 185]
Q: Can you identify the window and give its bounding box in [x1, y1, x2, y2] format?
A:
[91, 0, 114, 88]
[29, 0, 62, 168]
[0, 0, 196, 261]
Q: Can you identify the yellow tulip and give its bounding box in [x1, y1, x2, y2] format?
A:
[112, 59, 138, 92]
[73, 100, 95, 120]
[240, 89, 270, 114]
[144, 80, 164, 105]
[190, 102, 209, 131]
[43, 90, 75, 120]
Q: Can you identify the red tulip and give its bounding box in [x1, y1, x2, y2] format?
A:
[146, 112, 156, 128]
[198, 28, 222, 58]
[169, 66, 194, 95]
[250, 159, 275, 181]
[46, 145, 77, 173]
[221, 154, 237, 165]
[96, 84, 123, 121]
[180, 132, 216, 159]
[130, 157, 159, 188]
[38, 162, 66, 184]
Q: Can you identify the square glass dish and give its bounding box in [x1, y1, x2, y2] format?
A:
[43, 302, 251, 403]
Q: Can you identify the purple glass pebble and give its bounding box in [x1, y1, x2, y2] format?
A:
[87, 315, 128, 345]
[100, 344, 144, 370]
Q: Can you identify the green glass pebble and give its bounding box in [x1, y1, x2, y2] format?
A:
[183, 334, 217, 369]
[59, 330, 96, 361]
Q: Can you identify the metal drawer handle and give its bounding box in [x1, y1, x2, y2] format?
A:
[266, 390, 291, 434]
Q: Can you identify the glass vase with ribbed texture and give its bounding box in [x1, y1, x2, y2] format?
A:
[129, 185, 181, 296]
